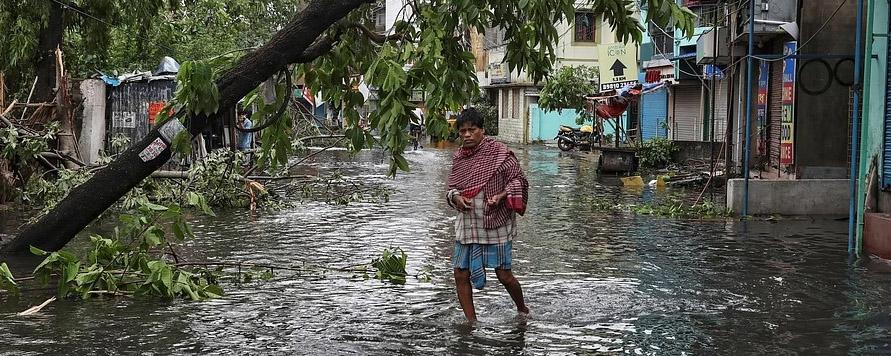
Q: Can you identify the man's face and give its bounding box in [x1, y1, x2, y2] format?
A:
[458, 122, 485, 148]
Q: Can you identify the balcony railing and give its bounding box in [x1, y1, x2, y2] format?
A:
[683, 0, 718, 7]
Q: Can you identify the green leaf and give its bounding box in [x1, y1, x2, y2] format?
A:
[172, 222, 186, 241]
[204, 284, 224, 298]
[394, 154, 409, 172]
[74, 268, 101, 286]
[0, 262, 19, 294]
[160, 268, 173, 291]
[30, 246, 48, 256]
[33, 252, 60, 275]
[187, 192, 201, 206]
[64, 261, 80, 283]
[143, 226, 164, 247]
[171, 130, 192, 156]
[143, 202, 169, 211]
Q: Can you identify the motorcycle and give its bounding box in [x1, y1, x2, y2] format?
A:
[555, 124, 599, 151]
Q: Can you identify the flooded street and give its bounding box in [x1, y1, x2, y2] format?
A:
[3, 145, 891, 355]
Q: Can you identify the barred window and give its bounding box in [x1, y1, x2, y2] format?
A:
[574, 12, 597, 42]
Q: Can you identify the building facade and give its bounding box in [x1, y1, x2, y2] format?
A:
[477, 7, 633, 143]
[857, 0, 891, 256]
[716, 0, 860, 216]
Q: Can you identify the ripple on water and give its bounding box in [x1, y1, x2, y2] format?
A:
[1, 146, 891, 355]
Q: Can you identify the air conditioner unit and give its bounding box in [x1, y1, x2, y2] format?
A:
[696, 27, 729, 65]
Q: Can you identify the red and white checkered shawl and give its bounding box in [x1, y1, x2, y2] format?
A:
[448, 137, 528, 229]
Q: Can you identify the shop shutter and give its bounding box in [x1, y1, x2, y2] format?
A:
[770, 60, 784, 170]
[641, 88, 668, 140]
[672, 85, 702, 141]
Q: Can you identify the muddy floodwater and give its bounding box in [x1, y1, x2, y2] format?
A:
[2, 145, 891, 355]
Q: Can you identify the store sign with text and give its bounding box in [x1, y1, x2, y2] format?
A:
[757, 61, 769, 155]
[780, 41, 797, 166]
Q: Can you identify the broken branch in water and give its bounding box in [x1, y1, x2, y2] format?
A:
[17, 296, 56, 316]
[174, 261, 306, 272]
[286, 137, 345, 171]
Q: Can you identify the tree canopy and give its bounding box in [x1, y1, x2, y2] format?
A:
[0, 0, 312, 97]
[1, 0, 697, 253]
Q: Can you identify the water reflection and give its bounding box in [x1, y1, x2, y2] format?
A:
[1, 146, 890, 355]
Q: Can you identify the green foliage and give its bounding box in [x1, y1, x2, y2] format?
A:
[0, 0, 307, 96]
[471, 91, 498, 136]
[294, 170, 391, 206]
[175, 60, 220, 117]
[245, 79, 295, 170]
[102, 0, 304, 73]
[27, 201, 221, 300]
[0, 122, 59, 161]
[637, 138, 679, 169]
[644, 0, 697, 40]
[582, 191, 731, 219]
[0, 0, 179, 96]
[538, 65, 598, 123]
[170, 131, 193, 157]
[186, 150, 253, 209]
[371, 247, 408, 284]
[0, 262, 19, 295]
[23, 149, 257, 219]
[22, 168, 94, 217]
[3, 0, 697, 174]
[587, 195, 625, 213]
[109, 134, 132, 154]
[632, 200, 732, 219]
[303, 0, 696, 176]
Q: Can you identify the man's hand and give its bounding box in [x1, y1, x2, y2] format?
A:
[487, 191, 507, 207]
[452, 194, 474, 211]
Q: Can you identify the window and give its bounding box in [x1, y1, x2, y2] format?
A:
[512, 89, 521, 119]
[373, 9, 386, 32]
[574, 12, 597, 42]
[485, 27, 506, 49]
[500, 91, 508, 119]
[649, 23, 673, 58]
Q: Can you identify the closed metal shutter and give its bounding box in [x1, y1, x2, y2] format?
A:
[703, 79, 729, 142]
[770, 60, 783, 170]
[883, 13, 891, 188]
[106, 80, 176, 155]
[641, 88, 668, 140]
[672, 85, 702, 141]
[713, 79, 728, 142]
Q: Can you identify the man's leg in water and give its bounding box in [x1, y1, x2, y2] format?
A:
[454, 268, 477, 321]
[496, 268, 529, 314]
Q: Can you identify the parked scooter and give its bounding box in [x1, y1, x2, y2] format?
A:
[555, 124, 599, 151]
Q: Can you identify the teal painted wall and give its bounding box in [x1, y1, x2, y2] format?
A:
[528, 104, 619, 142]
[858, 0, 889, 246]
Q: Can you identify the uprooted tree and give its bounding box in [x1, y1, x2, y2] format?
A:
[0, 0, 695, 253]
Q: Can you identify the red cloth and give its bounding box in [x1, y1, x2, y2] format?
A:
[448, 137, 528, 229]
[595, 98, 631, 118]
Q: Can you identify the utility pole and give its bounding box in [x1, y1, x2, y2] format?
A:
[742, 0, 755, 217]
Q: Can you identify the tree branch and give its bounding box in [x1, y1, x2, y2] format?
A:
[237, 68, 291, 133]
[295, 35, 338, 63]
[3, 0, 374, 254]
[347, 22, 405, 44]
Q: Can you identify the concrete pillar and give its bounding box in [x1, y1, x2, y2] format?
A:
[78, 79, 106, 164]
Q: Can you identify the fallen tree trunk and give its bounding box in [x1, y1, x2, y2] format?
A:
[1, 0, 369, 254]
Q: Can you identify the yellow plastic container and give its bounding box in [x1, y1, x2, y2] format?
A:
[620, 175, 644, 187]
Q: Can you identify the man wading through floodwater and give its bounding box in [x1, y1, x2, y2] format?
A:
[446, 108, 530, 322]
